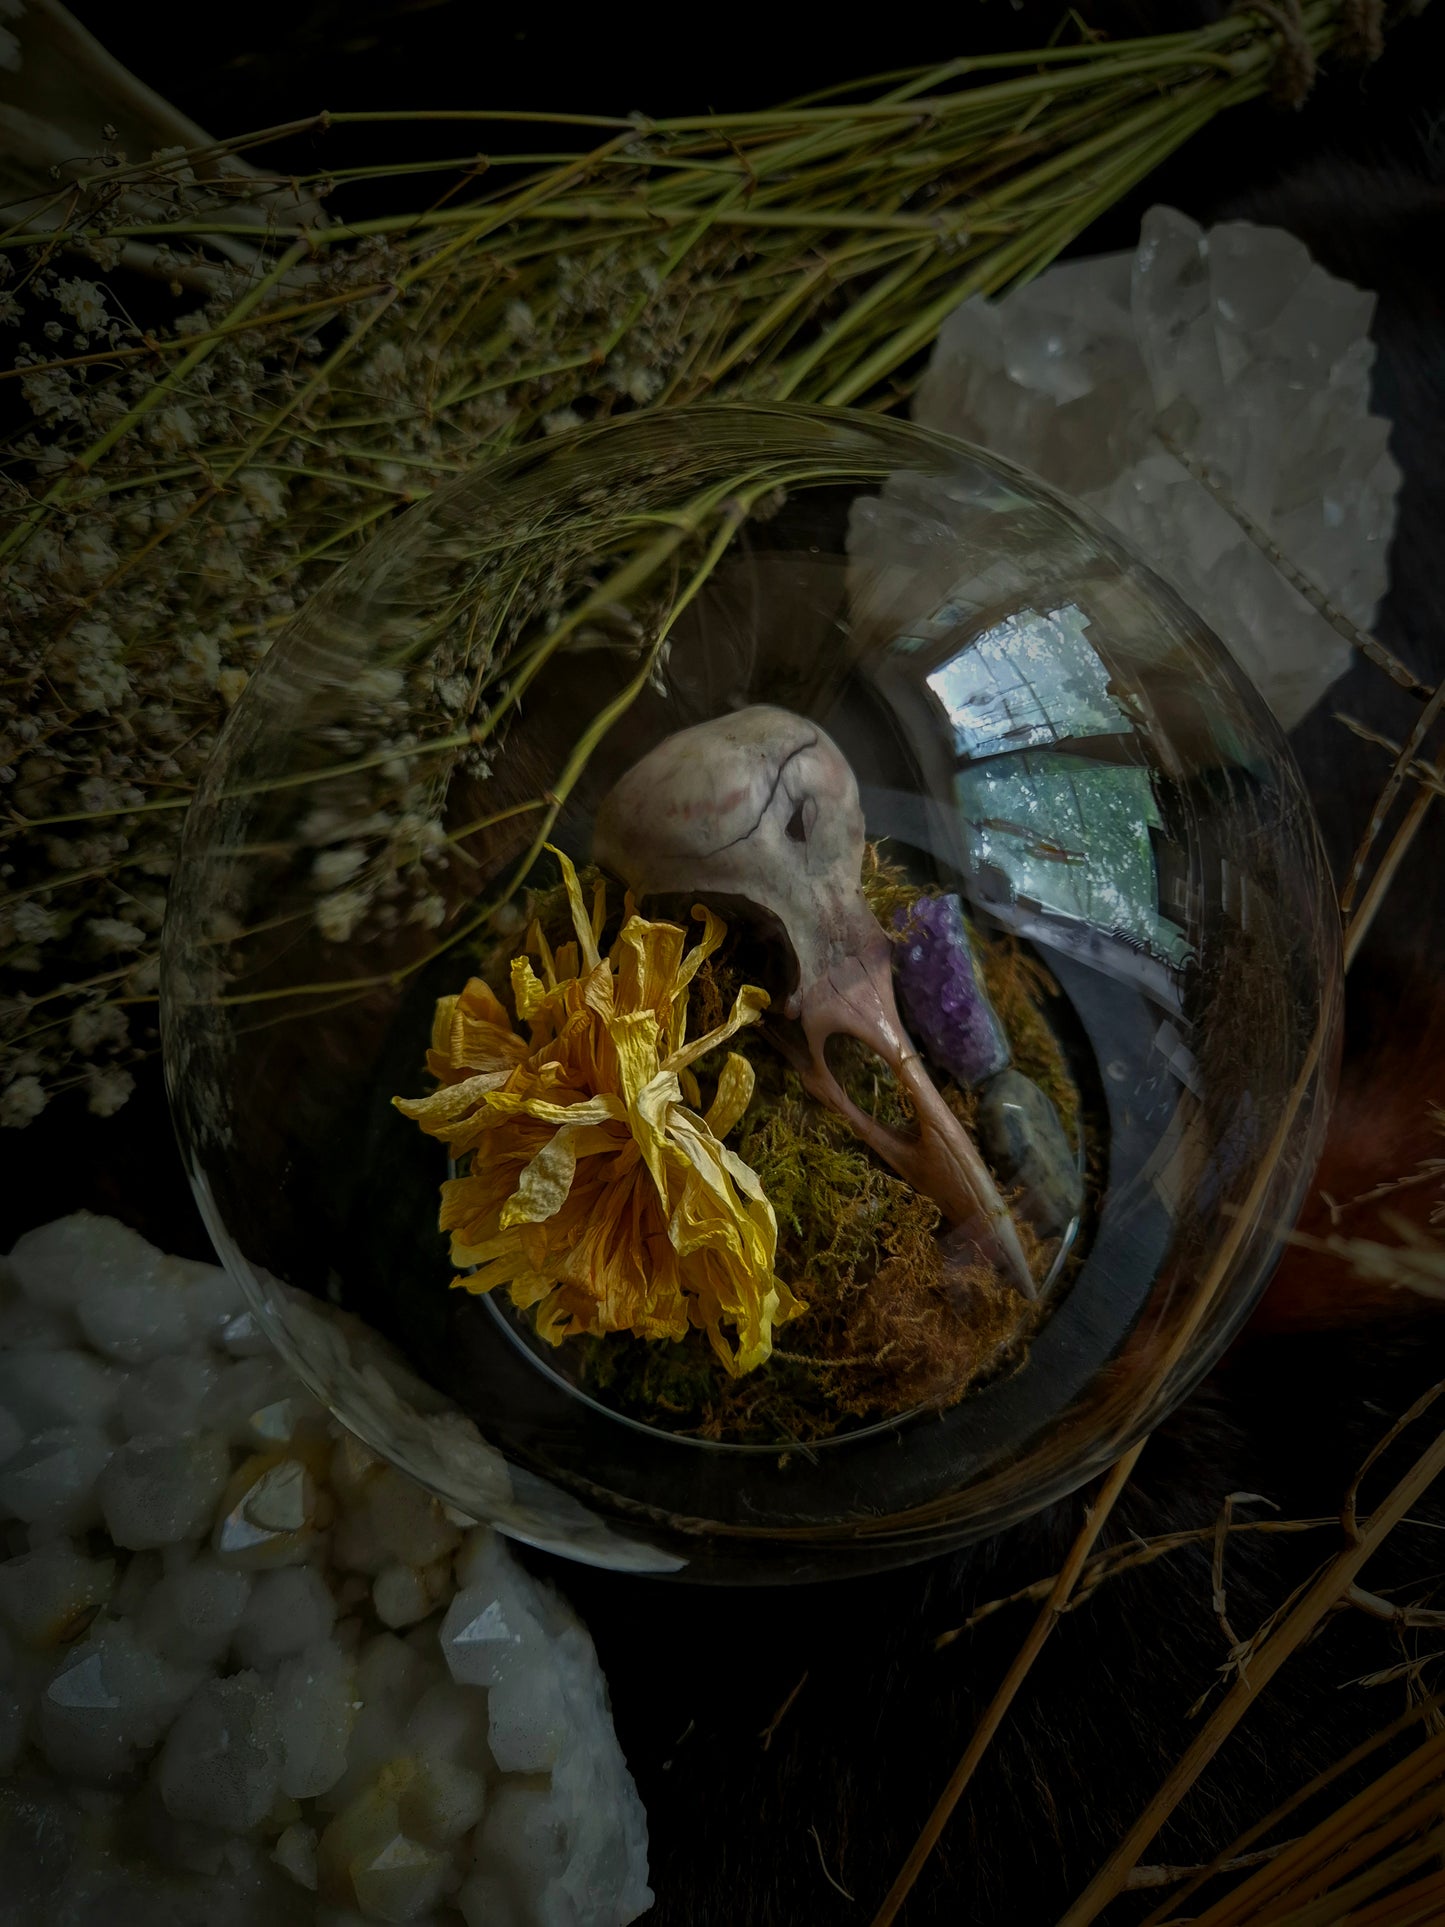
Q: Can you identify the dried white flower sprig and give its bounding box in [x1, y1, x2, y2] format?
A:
[0, 6, 1380, 1122]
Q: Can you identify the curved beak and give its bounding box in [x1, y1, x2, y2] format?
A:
[787, 900, 1036, 1298]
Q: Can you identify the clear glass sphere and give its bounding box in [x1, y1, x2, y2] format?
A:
[161, 403, 1340, 1581]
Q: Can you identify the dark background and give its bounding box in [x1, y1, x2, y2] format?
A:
[16, 3, 1445, 1921]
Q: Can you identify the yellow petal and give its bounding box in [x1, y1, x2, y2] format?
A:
[664, 982, 769, 1074]
[454, 977, 515, 1033]
[581, 958, 614, 1022]
[428, 993, 460, 1059]
[771, 1274, 807, 1324]
[608, 1008, 666, 1115]
[505, 1120, 623, 1228]
[730, 1286, 783, 1373]
[665, 1110, 745, 1218]
[502, 1123, 583, 1226]
[391, 1069, 514, 1130]
[438, 1175, 509, 1241]
[527, 918, 557, 990]
[546, 844, 601, 971]
[448, 989, 531, 1073]
[717, 1140, 770, 1205]
[665, 905, 727, 1055]
[511, 952, 548, 1023]
[674, 1114, 738, 1199]
[632, 1065, 683, 1199]
[611, 915, 686, 1020]
[489, 1090, 627, 1128]
[590, 875, 608, 948]
[703, 1052, 754, 1140]
[675, 903, 726, 990]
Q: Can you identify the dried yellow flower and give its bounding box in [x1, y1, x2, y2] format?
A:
[394, 850, 803, 1375]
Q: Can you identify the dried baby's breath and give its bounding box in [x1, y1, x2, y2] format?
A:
[0, 7, 1380, 1120]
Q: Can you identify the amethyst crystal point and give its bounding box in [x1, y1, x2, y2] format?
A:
[894, 895, 1011, 1089]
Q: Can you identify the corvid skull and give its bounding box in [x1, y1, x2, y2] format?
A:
[593, 705, 1034, 1296]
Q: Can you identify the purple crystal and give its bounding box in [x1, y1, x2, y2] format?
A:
[893, 894, 1011, 1089]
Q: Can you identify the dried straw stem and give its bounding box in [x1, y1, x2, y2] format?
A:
[875, 1013, 1330, 1907]
[1181, 1727, 1445, 1924]
[869, 1438, 1147, 1927]
[1340, 681, 1445, 915]
[1158, 422, 1445, 954]
[933, 1513, 1336, 1644]
[1156, 428, 1432, 703]
[1344, 747, 1445, 972]
[1057, 1389, 1445, 1925]
[1137, 1689, 1445, 1924]
[0, 0, 1389, 1115]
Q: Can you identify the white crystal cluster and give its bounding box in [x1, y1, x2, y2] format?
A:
[910, 205, 1401, 730]
[0, 1214, 652, 1927]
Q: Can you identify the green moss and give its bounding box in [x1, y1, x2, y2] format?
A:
[572, 1329, 723, 1418]
[859, 843, 930, 927]
[734, 1046, 931, 1282]
[573, 1323, 846, 1445]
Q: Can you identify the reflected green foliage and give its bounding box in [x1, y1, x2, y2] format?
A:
[958, 753, 1190, 967]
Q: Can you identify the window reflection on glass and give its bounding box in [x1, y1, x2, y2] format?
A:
[911, 603, 1192, 996]
[924, 604, 1132, 759]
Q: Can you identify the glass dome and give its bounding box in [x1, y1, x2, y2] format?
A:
[161, 403, 1340, 1582]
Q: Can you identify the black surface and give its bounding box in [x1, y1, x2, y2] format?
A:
[13, 4, 1445, 1921]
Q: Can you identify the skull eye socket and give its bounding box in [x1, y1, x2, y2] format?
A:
[785, 803, 808, 844]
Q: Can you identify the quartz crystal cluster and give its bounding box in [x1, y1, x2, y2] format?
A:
[0, 1214, 652, 1926]
[909, 206, 1401, 729]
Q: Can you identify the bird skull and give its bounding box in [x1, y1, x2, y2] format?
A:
[593, 706, 1034, 1296]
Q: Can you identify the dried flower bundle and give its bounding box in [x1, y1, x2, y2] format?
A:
[0, 3, 1378, 1125]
